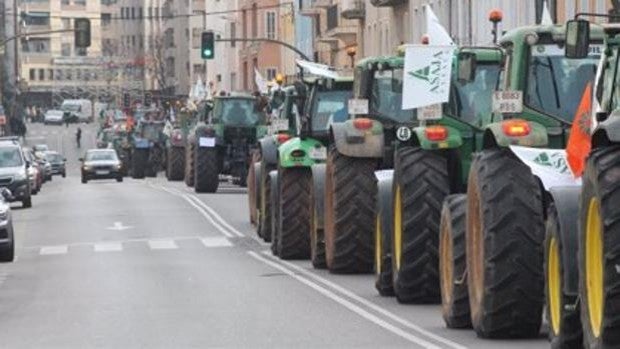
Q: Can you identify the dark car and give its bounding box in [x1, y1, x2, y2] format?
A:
[44, 151, 66, 177]
[80, 149, 123, 183]
[0, 188, 15, 262]
[0, 138, 31, 208]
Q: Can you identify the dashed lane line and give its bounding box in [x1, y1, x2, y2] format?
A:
[93, 242, 123, 252]
[39, 246, 68, 255]
[147, 239, 178, 250]
[201, 237, 233, 247]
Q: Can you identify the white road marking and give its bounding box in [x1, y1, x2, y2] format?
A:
[262, 251, 467, 349]
[148, 239, 178, 250]
[200, 237, 233, 247]
[157, 186, 235, 238]
[93, 242, 123, 252]
[106, 221, 133, 231]
[40, 245, 68, 255]
[247, 251, 442, 349]
[187, 195, 245, 237]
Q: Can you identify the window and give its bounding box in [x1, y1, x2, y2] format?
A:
[230, 22, 236, 47]
[131, 7, 135, 19]
[266, 68, 277, 81]
[29, 69, 35, 81]
[48, 69, 53, 81]
[74, 0, 86, 5]
[76, 47, 87, 56]
[38, 69, 45, 81]
[61, 43, 71, 56]
[166, 57, 175, 77]
[265, 12, 276, 40]
[148, 7, 152, 19]
[25, 12, 50, 26]
[101, 13, 111, 27]
[138, 7, 143, 19]
[230, 73, 236, 91]
[217, 74, 222, 82]
[21, 38, 50, 53]
[120, 7, 125, 19]
[251, 4, 258, 38]
[193, 64, 205, 76]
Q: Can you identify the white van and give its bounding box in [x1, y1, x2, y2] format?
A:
[61, 99, 93, 123]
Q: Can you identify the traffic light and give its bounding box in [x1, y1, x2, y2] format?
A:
[123, 93, 131, 108]
[201, 31, 215, 60]
[74, 18, 91, 48]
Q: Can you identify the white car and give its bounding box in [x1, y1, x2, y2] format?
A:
[44, 110, 64, 125]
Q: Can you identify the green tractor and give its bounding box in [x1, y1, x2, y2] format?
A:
[435, 23, 603, 339]
[166, 107, 198, 181]
[131, 108, 167, 179]
[249, 85, 304, 239]
[186, 94, 268, 193]
[539, 18, 619, 348]
[267, 77, 353, 262]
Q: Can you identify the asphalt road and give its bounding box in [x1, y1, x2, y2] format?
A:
[0, 122, 549, 348]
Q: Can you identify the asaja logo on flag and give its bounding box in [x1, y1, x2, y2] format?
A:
[533, 151, 570, 174]
[402, 46, 455, 110]
[407, 50, 452, 95]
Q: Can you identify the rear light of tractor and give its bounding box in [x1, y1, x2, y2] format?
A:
[425, 126, 448, 141]
[502, 119, 531, 137]
[276, 133, 291, 143]
[353, 118, 373, 130]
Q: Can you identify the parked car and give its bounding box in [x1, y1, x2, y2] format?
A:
[44, 151, 66, 177]
[0, 188, 15, 262]
[23, 149, 42, 194]
[80, 149, 123, 183]
[0, 137, 31, 208]
[44, 110, 64, 125]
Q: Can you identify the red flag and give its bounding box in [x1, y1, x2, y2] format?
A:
[566, 82, 592, 177]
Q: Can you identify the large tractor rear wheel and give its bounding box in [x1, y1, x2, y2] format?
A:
[131, 148, 148, 179]
[392, 147, 448, 303]
[324, 146, 376, 274]
[545, 203, 582, 348]
[466, 148, 544, 338]
[194, 147, 219, 193]
[579, 145, 620, 349]
[375, 174, 394, 296]
[166, 146, 185, 181]
[269, 171, 279, 256]
[184, 143, 195, 187]
[309, 165, 327, 269]
[440, 194, 471, 329]
[277, 167, 311, 259]
[258, 158, 276, 242]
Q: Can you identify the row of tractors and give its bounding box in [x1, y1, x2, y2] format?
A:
[248, 19, 618, 349]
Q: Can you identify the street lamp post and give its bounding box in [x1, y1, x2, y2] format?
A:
[193, 10, 207, 80]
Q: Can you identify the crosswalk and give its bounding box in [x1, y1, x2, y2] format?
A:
[32, 236, 233, 256]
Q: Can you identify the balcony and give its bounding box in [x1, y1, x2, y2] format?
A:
[341, 0, 365, 20]
[325, 25, 357, 46]
[370, 0, 407, 7]
[300, 0, 332, 17]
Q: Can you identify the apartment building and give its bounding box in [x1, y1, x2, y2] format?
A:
[237, 0, 283, 91]
[19, 0, 104, 106]
[363, 0, 615, 58]
[300, 0, 362, 69]
[197, 0, 239, 94]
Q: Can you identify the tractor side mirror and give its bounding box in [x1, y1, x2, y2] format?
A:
[457, 52, 477, 84]
[566, 19, 590, 59]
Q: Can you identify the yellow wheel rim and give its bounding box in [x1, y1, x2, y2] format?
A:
[394, 186, 402, 271]
[586, 198, 603, 338]
[548, 237, 562, 335]
[375, 214, 382, 273]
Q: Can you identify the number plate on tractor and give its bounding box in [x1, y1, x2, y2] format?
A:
[492, 91, 523, 114]
[309, 147, 327, 160]
[199, 137, 216, 147]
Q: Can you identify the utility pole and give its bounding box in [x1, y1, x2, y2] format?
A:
[193, 9, 207, 81]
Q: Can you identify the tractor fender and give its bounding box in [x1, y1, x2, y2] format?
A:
[548, 186, 581, 296]
[259, 136, 279, 166]
[482, 121, 548, 149]
[331, 120, 384, 158]
[310, 164, 326, 230]
[592, 115, 620, 147]
[278, 137, 326, 168]
[376, 170, 394, 246]
[412, 125, 463, 150]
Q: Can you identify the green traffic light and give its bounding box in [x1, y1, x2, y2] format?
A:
[203, 49, 212, 56]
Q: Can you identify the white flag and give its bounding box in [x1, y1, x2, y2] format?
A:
[425, 5, 454, 46]
[541, 1, 553, 25]
[402, 45, 455, 110]
[296, 59, 340, 79]
[254, 68, 268, 94]
[509, 145, 581, 190]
